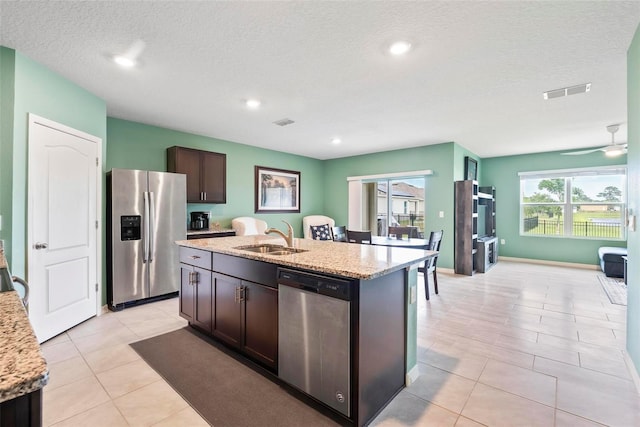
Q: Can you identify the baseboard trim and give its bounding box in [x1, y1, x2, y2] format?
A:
[623, 351, 640, 395]
[497, 256, 599, 271]
[405, 364, 420, 386]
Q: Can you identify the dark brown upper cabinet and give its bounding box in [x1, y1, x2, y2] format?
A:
[167, 146, 226, 203]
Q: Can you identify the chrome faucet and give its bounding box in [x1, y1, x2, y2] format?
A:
[265, 220, 295, 247]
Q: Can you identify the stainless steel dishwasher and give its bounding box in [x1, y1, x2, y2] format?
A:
[277, 267, 352, 417]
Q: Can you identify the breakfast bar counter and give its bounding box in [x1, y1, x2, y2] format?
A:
[0, 250, 49, 426]
[176, 234, 435, 279]
[175, 235, 435, 426]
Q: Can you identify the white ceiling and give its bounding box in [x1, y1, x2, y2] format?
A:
[1, 1, 639, 160]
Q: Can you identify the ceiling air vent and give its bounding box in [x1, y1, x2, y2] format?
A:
[273, 118, 295, 127]
[543, 83, 591, 100]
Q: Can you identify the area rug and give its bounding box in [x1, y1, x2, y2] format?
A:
[130, 327, 342, 427]
[598, 275, 627, 306]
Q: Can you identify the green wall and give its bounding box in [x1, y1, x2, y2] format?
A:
[626, 23, 640, 381]
[323, 142, 458, 269]
[481, 150, 627, 265]
[0, 48, 106, 278]
[0, 48, 16, 263]
[106, 118, 326, 237]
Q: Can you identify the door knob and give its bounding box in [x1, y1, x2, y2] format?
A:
[34, 242, 48, 250]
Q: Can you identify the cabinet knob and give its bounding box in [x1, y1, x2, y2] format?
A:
[34, 242, 48, 250]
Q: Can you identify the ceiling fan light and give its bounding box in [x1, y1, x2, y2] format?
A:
[604, 147, 625, 157]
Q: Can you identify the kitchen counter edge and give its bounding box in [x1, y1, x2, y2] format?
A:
[176, 235, 435, 280]
[0, 251, 49, 403]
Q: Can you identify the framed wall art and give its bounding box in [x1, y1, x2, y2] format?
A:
[464, 156, 478, 181]
[255, 166, 301, 213]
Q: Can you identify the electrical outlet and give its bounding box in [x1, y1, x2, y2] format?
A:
[410, 286, 417, 304]
[439, 211, 444, 218]
[501, 239, 506, 245]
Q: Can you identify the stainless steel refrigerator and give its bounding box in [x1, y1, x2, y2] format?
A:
[107, 169, 186, 310]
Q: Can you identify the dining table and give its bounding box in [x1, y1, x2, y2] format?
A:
[370, 235, 430, 250]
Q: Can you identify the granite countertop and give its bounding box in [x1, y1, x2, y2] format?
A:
[187, 229, 235, 236]
[0, 251, 49, 403]
[176, 235, 436, 280]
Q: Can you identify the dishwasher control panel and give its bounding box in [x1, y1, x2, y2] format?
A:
[277, 268, 352, 301]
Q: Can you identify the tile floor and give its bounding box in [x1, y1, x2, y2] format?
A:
[40, 261, 640, 426]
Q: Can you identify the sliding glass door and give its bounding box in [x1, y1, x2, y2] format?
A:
[369, 177, 426, 237]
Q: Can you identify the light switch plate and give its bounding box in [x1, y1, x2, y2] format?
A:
[439, 211, 444, 218]
[410, 286, 417, 304]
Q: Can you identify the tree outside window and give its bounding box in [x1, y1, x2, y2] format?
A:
[520, 168, 626, 239]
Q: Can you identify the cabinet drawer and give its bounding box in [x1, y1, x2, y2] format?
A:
[179, 247, 212, 270]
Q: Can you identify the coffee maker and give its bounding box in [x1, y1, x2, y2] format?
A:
[190, 211, 210, 230]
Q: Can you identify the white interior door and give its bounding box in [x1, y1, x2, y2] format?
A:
[28, 114, 101, 343]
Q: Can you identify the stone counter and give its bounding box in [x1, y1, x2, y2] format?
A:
[176, 235, 435, 280]
[0, 251, 49, 404]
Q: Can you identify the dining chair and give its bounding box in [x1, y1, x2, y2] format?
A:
[422, 230, 443, 300]
[231, 217, 268, 236]
[346, 230, 372, 244]
[332, 226, 347, 242]
[388, 226, 419, 239]
[303, 215, 336, 239]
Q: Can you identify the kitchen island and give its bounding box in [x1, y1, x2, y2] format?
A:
[0, 251, 49, 427]
[176, 235, 435, 426]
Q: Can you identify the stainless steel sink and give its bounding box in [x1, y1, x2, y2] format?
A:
[234, 244, 307, 255]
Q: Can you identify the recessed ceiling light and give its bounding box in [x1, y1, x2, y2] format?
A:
[389, 41, 412, 56]
[113, 55, 136, 68]
[246, 99, 261, 109]
[331, 138, 342, 145]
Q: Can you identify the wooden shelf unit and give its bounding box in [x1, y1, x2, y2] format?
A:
[454, 180, 479, 275]
[455, 181, 497, 275]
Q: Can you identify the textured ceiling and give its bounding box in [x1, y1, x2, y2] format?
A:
[1, 1, 639, 160]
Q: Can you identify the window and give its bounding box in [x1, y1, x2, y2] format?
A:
[519, 166, 626, 239]
[374, 178, 425, 236]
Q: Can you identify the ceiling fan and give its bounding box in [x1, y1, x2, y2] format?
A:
[562, 124, 627, 157]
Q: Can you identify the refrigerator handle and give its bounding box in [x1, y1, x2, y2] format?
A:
[149, 191, 156, 263]
[143, 191, 150, 263]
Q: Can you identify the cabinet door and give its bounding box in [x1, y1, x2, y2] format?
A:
[212, 272, 242, 348]
[242, 281, 278, 369]
[193, 267, 213, 333]
[179, 263, 195, 322]
[200, 151, 226, 203]
[168, 147, 202, 202]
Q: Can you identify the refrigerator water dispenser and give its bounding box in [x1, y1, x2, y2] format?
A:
[120, 215, 141, 241]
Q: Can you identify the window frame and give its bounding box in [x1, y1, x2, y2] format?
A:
[519, 165, 627, 240]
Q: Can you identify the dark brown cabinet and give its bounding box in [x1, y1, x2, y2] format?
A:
[454, 180, 478, 275]
[455, 181, 498, 275]
[243, 281, 278, 367]
[212, 273, 242, 348]
[179, 264, 213, 333]
[167, 146, 226, 203]
[179, 247, 278, 370]
[179, 263, 196, 322]
[212, 272, 278, 369]
[179, 246, 214, 332]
